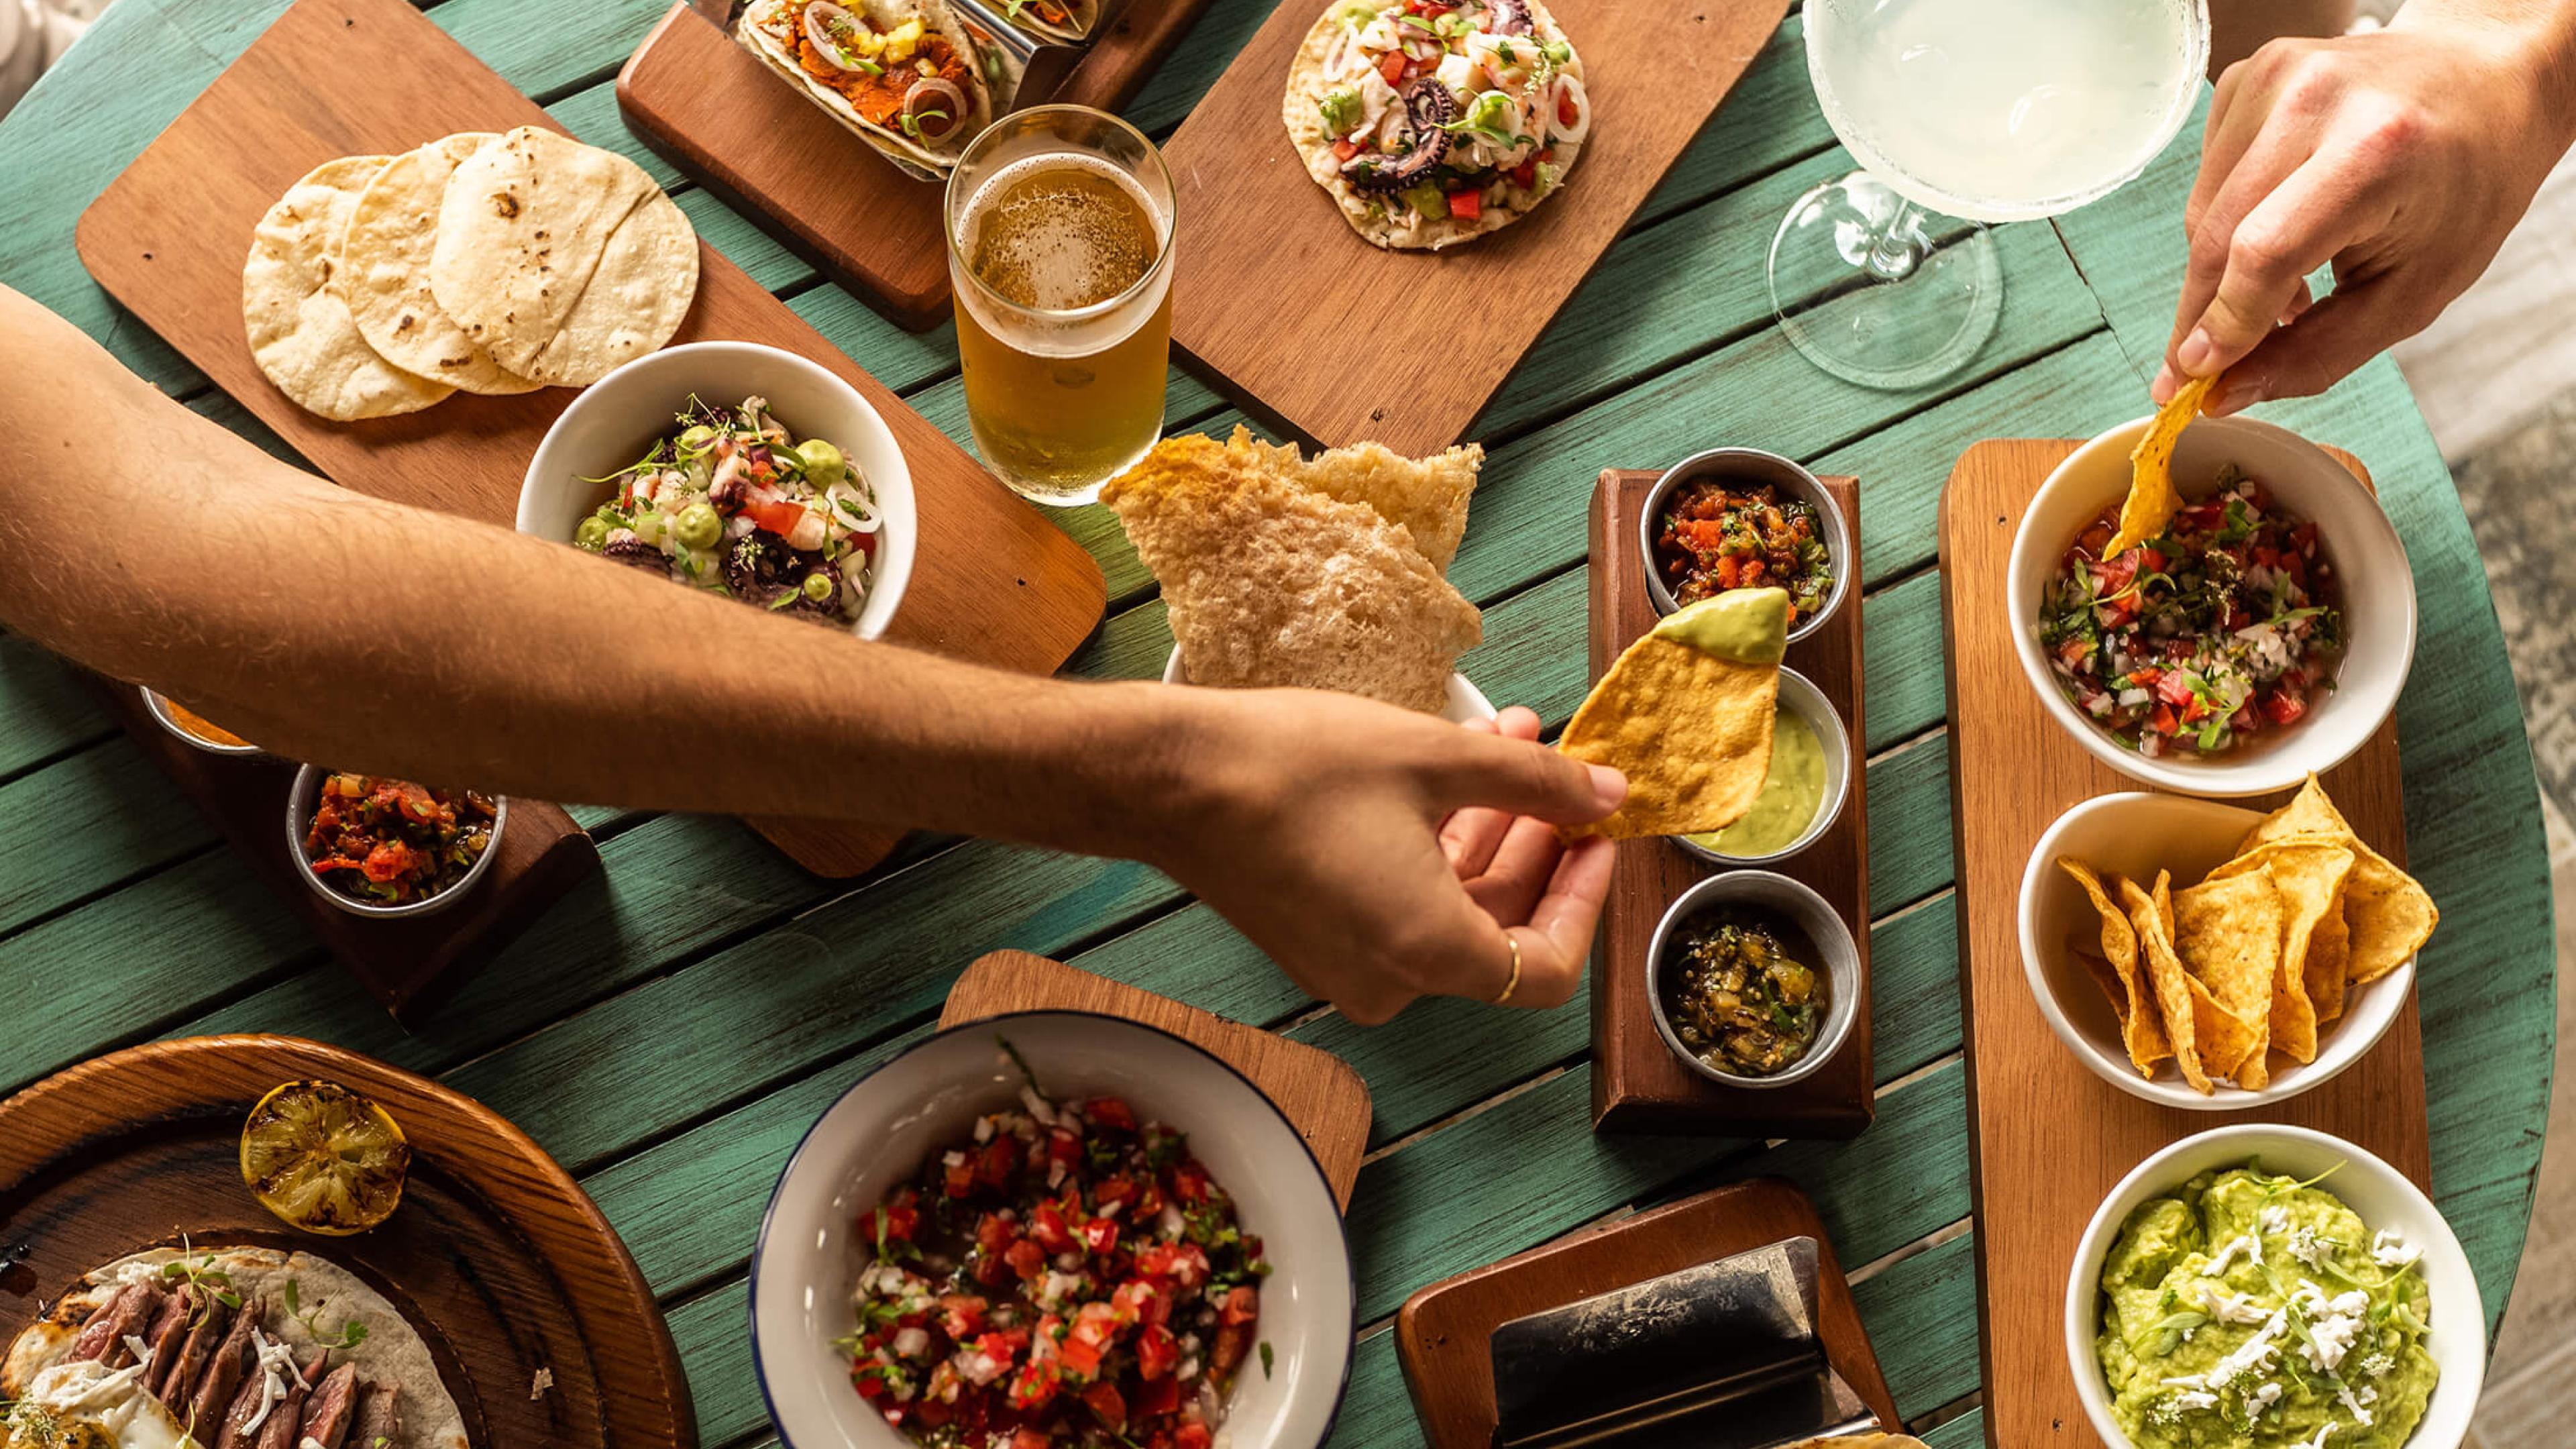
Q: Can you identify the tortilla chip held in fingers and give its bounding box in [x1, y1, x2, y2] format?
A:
[1558, 588, 1787, 840]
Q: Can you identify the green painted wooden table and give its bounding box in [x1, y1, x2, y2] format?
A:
[0, 2, 2555, 1442]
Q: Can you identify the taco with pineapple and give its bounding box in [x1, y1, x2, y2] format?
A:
[737, 0, 999, 178]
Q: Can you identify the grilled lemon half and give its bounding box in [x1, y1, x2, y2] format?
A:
[239, 1080, 411, 1235]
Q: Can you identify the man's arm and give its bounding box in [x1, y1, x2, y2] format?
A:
[0, 283, 1621, 1022]
[2156, 0, 2576, 412]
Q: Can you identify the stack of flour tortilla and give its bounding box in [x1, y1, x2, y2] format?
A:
[241, 125, 699, 421]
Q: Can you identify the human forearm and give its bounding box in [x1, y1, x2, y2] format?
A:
[2393, 0, 2576, 117]
[0, 283, 1189, 852]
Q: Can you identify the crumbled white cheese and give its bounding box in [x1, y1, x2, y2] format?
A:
[2195, 1283, 2271, 1325]
[2335, 1382, 2377, 1426]
[2246, 1381, 2284, 1415]
[2299, 1425, 2337, 1449]
[2259, 1206, 2290, 1236]
[2205, 1233, 2264, 1276]
[2206, 1309, 2286, 1390]
[2288, 1226, 2328, 1268]
[2371, 1229, 2420, 1269]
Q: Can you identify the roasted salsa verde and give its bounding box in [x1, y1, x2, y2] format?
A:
[299, 774, 497, 906]
[1653, 480, 1833, 623]
[2041, 468, 2343, 759]
[841, 1053, 1267, 1448]
[1659, 906, 1827, 1077]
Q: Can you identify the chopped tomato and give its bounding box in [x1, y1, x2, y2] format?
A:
[1558, 91, 1578, 127]
[977, 1138, 1020, 1190]
[747, 498, 808, 539]
[858, 1203, 918, 1244]
[1031, 1200, 1075, 1253]
[1081, 1218, 1118, 1256]
[1134, 1371, 1181, 1417]
[1083, 1383, 1127, 1432]
[361, 841, 417, 883]
[937, 1295, 987, 1340]
[2151, 704, 2180, 736]
[1008, 1360, 1059, 1411]
[1447, 188, 1482, 221]
[1219, 1286, 1259, 1326]
[1175, 1424, 1214, 1449]
[1379, 50, 1407, 85]
[1332, 138, 1363, 162]
[1083, 1097, 1139, 1132]
[1169, 1161, 1210, 1205]
[1136, 1324, 1180, 1379]
[2154, 674, 2197, 708]
[1005, 1238, 1046, 1281]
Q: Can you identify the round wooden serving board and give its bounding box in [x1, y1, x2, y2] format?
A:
[0, 1036, 692, 1449]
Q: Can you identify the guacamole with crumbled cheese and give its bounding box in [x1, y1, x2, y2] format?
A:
[2095, 1165, 2436, 1448]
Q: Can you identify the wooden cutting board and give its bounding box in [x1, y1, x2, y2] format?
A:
[1588, 470, 1874, 1137]
[619, 0, 1218, 331]
[1395, 1177, 1897, 1448]
[0, 1036, 692, 1448]
[941, 951, 1371, 1209]
[1163, 0, 1794, 455]
[1937, 439, 2428, 1449]
[72, 0, 1108, 879]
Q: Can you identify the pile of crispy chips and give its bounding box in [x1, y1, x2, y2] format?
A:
[2059, 775, 2438, 1093]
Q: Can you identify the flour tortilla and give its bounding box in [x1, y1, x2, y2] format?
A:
[428, 125, 699, 387]
[1283, 0, 1587, 250]
[736, 0, 997, 178]
[338, 132, 543, 396]
[242, 156, 455, 421]
[3, 1246, 467, 1449]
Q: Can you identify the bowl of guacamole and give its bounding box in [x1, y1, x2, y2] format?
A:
[2067, 1125, 2483, 1449]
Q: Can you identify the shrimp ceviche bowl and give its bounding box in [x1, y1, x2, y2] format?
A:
[575, 394, 886, 625]
[1283, 0, 1592, 249]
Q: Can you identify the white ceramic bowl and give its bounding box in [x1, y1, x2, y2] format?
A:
[1670, 667, 1851, 869]
[2021, 792, 2412, 1110]
[1161, 647, 1496, 725]
[517, 341, 917, 640]
[1645, 871, 1862, 1090]
[2066, 1124, 2483, 1449]
[2006, 415, 2414, 797]
[751, 1012, 1354, 1449]
[1638, 447, 1854, 647]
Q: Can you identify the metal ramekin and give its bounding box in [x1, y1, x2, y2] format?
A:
[1646, 870, 1862, 1091]
[1668, 667, 1853, 869]
[284, 763, 509, 920]
[1638, 447, 1854, 647]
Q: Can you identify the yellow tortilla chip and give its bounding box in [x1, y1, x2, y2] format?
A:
[1558, 635, 1777, 839]
[2122, 872, 2256, 1094]
[2171, 867, 2284, 1088]
[2306, 898, 2352, 1024]
[2060, 857, 2169, 1076]
[2206, 841, 2354, 1065]
[2239, 775, 2438, 985]
[2105, 373, 2218, 557]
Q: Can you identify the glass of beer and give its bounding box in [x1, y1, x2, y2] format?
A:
[945, 105, 1176, 506]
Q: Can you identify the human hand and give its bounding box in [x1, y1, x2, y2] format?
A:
[1144, 692, 1623, 1026]
[2154, 10, 2576, 415]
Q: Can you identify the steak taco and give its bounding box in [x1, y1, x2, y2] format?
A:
[737, 0, 997, 177]
[1284, 0, 1591, 250]
[1, 1248, 466, 1449]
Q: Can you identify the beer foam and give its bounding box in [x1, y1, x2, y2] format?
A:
[961, 153, 1164, 313]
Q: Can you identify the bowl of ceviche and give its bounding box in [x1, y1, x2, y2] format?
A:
[2006, 415, 2414, 798]
[518, 341, 916, 641]
[750, 1012, 1354, 1449]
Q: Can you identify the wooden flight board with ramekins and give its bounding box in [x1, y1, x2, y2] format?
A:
[941, 951, 1372, 1208]
[0, 1034, 695, 1449]
[92, 680, 600, 1024]
[1163, 0, 1794, 458]
[1587, 469, 1874, 1138]
[618, 0, 1218, 331]
[1395, 1177, 1898, 1448]
[1937, 439, 2429, 1449]
[72, 0, 1108, 880]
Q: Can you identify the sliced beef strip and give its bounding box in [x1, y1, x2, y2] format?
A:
[346, 1383, 402, 1449]
[139, 1285, 196, 1399]
[192, 1302, 264, 1446]
[298, 1364, 360, 1449]
[251, 1349, 332, 1449]
[66, 1282, 146, 1362]
[163, 1293, 238, 1413]
[96, 1280, 168, 1368]
[213, 1345, 275, 1449]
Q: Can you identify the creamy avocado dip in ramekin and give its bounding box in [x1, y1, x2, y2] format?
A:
[2095, 1164, 2435, 1448]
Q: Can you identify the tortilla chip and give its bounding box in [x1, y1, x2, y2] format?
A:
[2204, 841, 2353, 1064]
[241, 156, 455, 421]
[2105, 373, 2219, 557]
[1557, 633, 1777, 839]
[2239, 775, 2438, 985]
[2171, 867, 2285, 1087]
[1218, 427, 1480, 573]
[2306, 898, 2353, 1024]
[2060, 857, 2169, 1075]
[2125, 873, 2259, 1093]
[1104, 433, 1482, 712]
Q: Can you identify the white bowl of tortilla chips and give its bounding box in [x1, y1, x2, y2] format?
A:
[2020, 777, 2435, 1110]
[2006, 414, 2414, 799]
[519, 341, 916, 641]
[2066, 1124, 2483, 1449]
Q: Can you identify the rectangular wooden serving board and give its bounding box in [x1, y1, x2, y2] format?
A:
[1589, 468, 1874, 1137]
[940, 951, 1372, 1208]
[91, 680, 600, 1024]
[73, 0, 1108, 879]
[1937, 439, 2430, 1449]
[1164, 0, 1794, 458]
[1394, 1177, 1898, 1448]
[618, 0, 1216, 331]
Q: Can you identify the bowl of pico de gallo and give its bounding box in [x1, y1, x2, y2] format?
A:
[749, 1011, 1354, 1449]
[2006, 414, 2415, 798]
